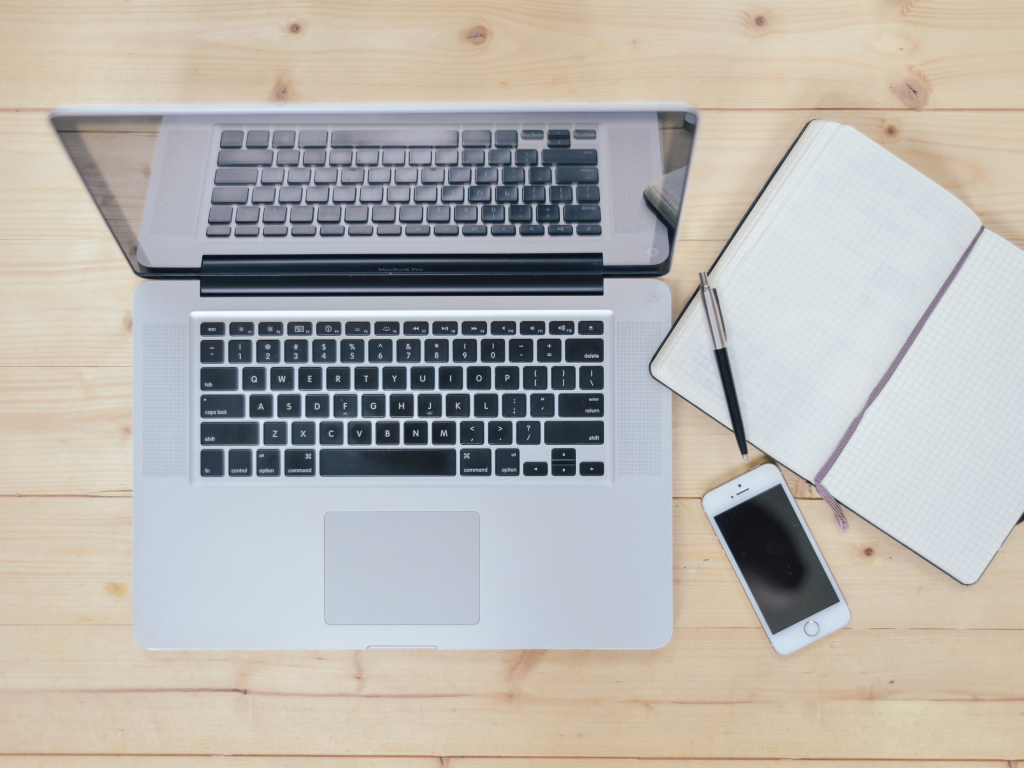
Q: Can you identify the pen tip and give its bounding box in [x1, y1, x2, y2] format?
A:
[742, 454, 748, 464]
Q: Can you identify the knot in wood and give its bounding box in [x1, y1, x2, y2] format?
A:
[464, 25, 489, 46]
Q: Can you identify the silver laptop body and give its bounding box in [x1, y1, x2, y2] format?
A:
[53, 104, 697, 649]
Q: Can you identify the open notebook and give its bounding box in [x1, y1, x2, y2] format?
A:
[652, 120, 1024, 584]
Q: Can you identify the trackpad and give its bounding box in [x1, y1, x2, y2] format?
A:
[324, 511, 480, 625]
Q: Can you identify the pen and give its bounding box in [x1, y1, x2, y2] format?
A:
[699, 272, 748, 463]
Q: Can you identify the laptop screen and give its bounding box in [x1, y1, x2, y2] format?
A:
[52, 107, 697, 276]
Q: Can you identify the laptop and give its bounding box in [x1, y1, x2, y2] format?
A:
[51, 104, 698, 649]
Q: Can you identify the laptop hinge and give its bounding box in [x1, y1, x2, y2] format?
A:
[199, 255, 604, 296]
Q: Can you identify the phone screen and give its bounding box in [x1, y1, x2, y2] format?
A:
[715, 485, 839, 634]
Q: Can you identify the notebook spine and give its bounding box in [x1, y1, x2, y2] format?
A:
[813, 224, 987, 529]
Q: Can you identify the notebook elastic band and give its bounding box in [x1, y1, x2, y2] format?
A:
[814, 224, 986, 530]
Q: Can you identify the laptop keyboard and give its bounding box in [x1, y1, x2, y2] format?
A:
[196, 316, 608, 479]
[206, 128, 602, 239]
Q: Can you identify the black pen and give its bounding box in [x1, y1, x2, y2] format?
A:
[699, 272, 748, 463]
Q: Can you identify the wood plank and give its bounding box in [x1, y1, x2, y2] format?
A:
[0, 762, 1004, 768]
[7, 109, 1024, 247]
[3, 496, 1023, 629]
[3, 2, 1024, 110]
[0, 679, 1022, 758]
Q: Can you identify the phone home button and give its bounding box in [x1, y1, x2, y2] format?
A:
[803, 620, 820, 637]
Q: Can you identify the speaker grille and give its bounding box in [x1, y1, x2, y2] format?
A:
[142, 324, 189, 477]
[150, 128, 208, 236]
[608, 127, 656, 234]
[615, 320, 664, 475]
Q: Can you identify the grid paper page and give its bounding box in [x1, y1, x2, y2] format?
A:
[652, 122, 981, 480]
[823, 230, 1024, 584]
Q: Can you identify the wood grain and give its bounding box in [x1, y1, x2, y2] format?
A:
[3, 1, 1024, 110]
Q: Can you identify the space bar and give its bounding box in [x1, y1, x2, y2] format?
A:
[320, 449, 457, 476]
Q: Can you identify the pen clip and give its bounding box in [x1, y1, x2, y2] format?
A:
[712, 288, 727, 344]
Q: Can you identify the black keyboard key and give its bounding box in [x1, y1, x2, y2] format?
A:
[495, 130, 518, 148]
[201, 340, 224, 364]
[346, 322, 370, 336]
[272, 131, 295, 148]
[503, 167, 525, 184]
[574, 129, 597, 140]
[523, 186, 545, 203]
[201, 394, 244, 419]
[552, 463, 576, 477]
[576, 185, 600, 202]
[579, 321, 603, 335]
[228, 340, 253, 364]
[326, 367, 351, 390]
[340, 339, 365, 363]
[412, 367, 435, 390]
[559, 393, 604, 417]
[315, 321, 341, 336]
[369, 339, 393, 363]
[298, 130, 328, 148]
[200, 367, 237, 391]
[474, 393, 498, 418]
[491, 224, 515, 236]
[439, 366, 463, 390]
[376, 422, 401, 445]
[218, 149, 274, 166]
[374, 321, 400, 336]
[322, 448, 457, 476]
[517, 421, 542, 445]
[557, 167, 599, 185]
[579, 365, 604, 390]
[522, 129, 544, 140]
[523, 461, 547, 476]
[417, 394, 441, 417]
[547, 129, 570, 143]
[480, 338, 505, 362]
[245, 130, 269, 149]
[458, 444, 489, 475]
[242, 367, 267, 391]
[566, 338, 604, 362]
[208, 206, 233, 225]
[425, 339, 450, 362]
[432, 421, 456, 444]
[460, 422, 485, 445]
[256, 449, 281, 477]
[285, 340, 308, 363]
[496, 186, 519, 204]
[537, 338, 561, 362]
[503, 393, 527, 418]
[488, 421, 513, 445]
[580, 461, 604, 476]
[467, 366, 491, 390]
[519, 320, 545, 335]
[523, 366, 547, 390]
[461, 321, 487, 336]
[257, 339, 280, 363]
[269, 367, 294, 390]
[354, 367, 379, 390]
[476, 167, 498, 184]
[249, 394, 272, 417]
[462, 149, 485, 166]
[449, 167, 472, 184]
[382, 367, 407, 390]
[362, 394, 385, 418]
[214, 168, 258, 185]
[509, 338, 533, 362]
[453, 339, 477, 362]
[468, 186, 491, 203]
[529, 167, 552, 185]
[284, 449, 316, 476]
[397, 339, 421, 363]
[516, 148, 539, 165]
[201, 422, 259, 446]
[536, 205, 560, 222]
[334, 394, 358, 417]
[201, 449, 224, 477]
[493, 448, 520, 476]
[549, 186, 573, 203]
[552, 366, 576, 390]
[490, 321, 516, 336]
[494, 366, 519, 390]
[577, 224, 602, 235]
[563, 205, 601, 222]
[220, 130, 244, 149]
[435, 224, 458, 236]
[404, 321, 429, 335]
[544, 421, 604, 445]
[348, 422, 372, 445]
[405, 224, 429, 235]
[278, 394, 301, 417]
[229, 321, 255, 336]
[389, 393, 414, 417]
[462, 130, 492, 148]
[291, 422, 315, 445]
[446, 393, 470, 418]
[432, 323, 457, 338]
[530, 393, 554, 417]
[404, 421, 429, 445]
[201, 322, 225, 336]
[520, 224, 544, 235]
[298, 367, 323, 390]
[312, 340, 336, 363]
[542, 148, 597, 165]
[264, 422, 287, 445]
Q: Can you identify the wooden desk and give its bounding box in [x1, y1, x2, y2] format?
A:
[2, 1, 1023, 763]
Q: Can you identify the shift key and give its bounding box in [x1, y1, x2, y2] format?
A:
[200, 422, 259, 445]
[544, 421, 604, 445]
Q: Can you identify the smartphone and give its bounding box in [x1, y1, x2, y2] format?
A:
[702, 464, 851, 654]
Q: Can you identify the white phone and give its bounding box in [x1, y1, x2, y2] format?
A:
[702, 463, 851, 654]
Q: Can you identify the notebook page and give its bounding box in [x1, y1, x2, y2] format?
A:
[652, 122, 981, 480]
[822, 230, 1024, 584]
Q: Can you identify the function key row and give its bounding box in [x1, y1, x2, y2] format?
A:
[216, 148, 598, 170]
[200, 320, 604, 337]
[220, 129, 597, 151]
